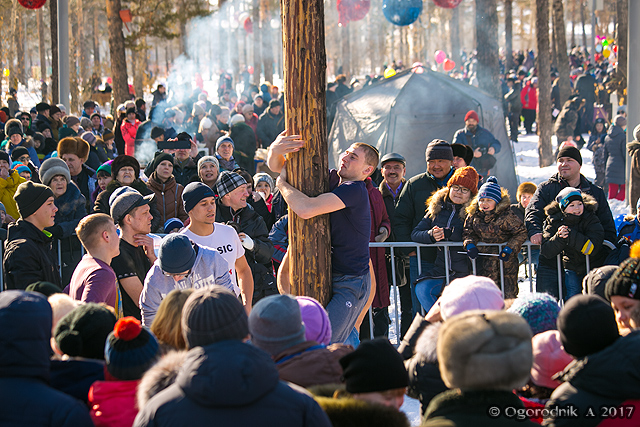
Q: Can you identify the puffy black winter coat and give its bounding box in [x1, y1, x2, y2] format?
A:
[399, 316, 448, 415]
[133, 340, 332, 427]
[3, 219, 61, 290]
[525, 173, 616, 266]
[395, 172, 441, 260]
[540, 194, 604, 275]
[545, 331, 640, 427]
[0, 291, 93, 426]
[49, 182, 87, 286]
[411, 187, 471, 279]
[216, 202, 274, 267]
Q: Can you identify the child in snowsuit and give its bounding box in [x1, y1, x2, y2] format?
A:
[463, 176, 527, 298]
[540, 187, 604, 300]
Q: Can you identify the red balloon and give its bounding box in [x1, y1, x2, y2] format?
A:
[432, 0, 462, 8]
[443, 59, 455, 72]
[243, 17, 253, 34]
[18, 0, 46, 9]
[337, 0, 370, 25]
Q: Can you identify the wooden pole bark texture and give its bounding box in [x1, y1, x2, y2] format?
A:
[281, 0, 332, 306]
[536, 0, 554, 167]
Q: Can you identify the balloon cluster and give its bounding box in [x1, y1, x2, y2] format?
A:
[382, 0, 423, 26]
[434, 50, 456, 72]
[337, 0, 371, 26]
[595, 36, 616, 60]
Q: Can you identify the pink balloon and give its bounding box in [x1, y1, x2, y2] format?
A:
[443, 59, 455, 72]
[435, 50, 446, 64]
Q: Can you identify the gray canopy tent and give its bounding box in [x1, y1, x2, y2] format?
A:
[328, 68, 519, 196]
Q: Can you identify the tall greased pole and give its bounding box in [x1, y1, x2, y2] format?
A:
[281, 0, 332, 305]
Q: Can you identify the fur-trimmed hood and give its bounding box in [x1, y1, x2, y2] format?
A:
[426, 187, 471, 221]
[314, 395, 410, 427]
[136, 350, 187, 409]
[413, 322, 443, 364]
[466, 188, 511, 216]
[543, 192, 598, 216]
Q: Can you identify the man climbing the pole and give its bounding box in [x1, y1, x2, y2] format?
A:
[267, 131, 378, 344]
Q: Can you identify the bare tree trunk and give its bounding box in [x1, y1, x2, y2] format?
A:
[475, 0, 501, 99]
[261, 16, 273, 83]
[132, 41, 143, 99]
[252, 0, 262, 82]
[50, 0, 59, 104]
[37, 8, 47, 102]
[106, 0, 129, 105]
[570, 2, 576, 47]
[93, 7, 101, 72]
[580, 0, 588, 55]
[77, 0, 88, 89]
[505, 0, 513, 71]
[553, 0, 571, 107]
[450, 6, 461, 67]
[537, 0, 553, 167]
[281, 0, 331, 305]
[616, 0, 628, 103]
[341, 25, 351, 77]
[70, 0, 79, 112]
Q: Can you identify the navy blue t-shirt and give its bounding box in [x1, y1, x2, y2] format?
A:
[329, 169, 370, 276]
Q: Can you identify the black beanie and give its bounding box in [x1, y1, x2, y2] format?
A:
[10, 146, 29, 162]
[557, 145, 582, 166]
[339, 338, 408, 393]
[605, 257, 640, 301]
[557, 295, 619, 358]
[0, 151, 9, 165]
[14, 181, 54, 219]
[148, 152, 174, 175]
[25, 281, 63, 297]
[54, 303, 117, 360]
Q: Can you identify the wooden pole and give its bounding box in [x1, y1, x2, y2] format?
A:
[281, 0, 332, 306]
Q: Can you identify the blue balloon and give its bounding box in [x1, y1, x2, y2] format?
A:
[382, 0, 423, 26]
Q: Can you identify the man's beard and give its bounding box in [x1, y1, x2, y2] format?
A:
[467, 124, 477, 133]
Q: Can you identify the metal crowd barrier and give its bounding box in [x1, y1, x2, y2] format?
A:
[366, 240, 603, 343]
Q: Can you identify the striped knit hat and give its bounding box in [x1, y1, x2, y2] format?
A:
[477, 176, 502, 204]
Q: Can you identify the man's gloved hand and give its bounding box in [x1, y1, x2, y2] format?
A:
[239, 233, 254, 251]
[499, 246, 513, 262]
[375, 227, 389, 242]
[466, 243, 479, 260]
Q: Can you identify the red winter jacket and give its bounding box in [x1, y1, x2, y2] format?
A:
[366, 178, 391, 308]
[521, 83, 538, 110]
[88, 380, 139, 427]
[121, 119, 140, 156]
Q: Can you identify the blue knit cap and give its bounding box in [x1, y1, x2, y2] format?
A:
[216, 135, 234, 151]
[158, 234, 196, 274]
[507, 293, 561, 336]
[477, 176, 502, 204]
[164, 218, 184, 234]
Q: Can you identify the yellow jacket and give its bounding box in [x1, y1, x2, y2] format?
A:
[0, 170, 26, 219]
